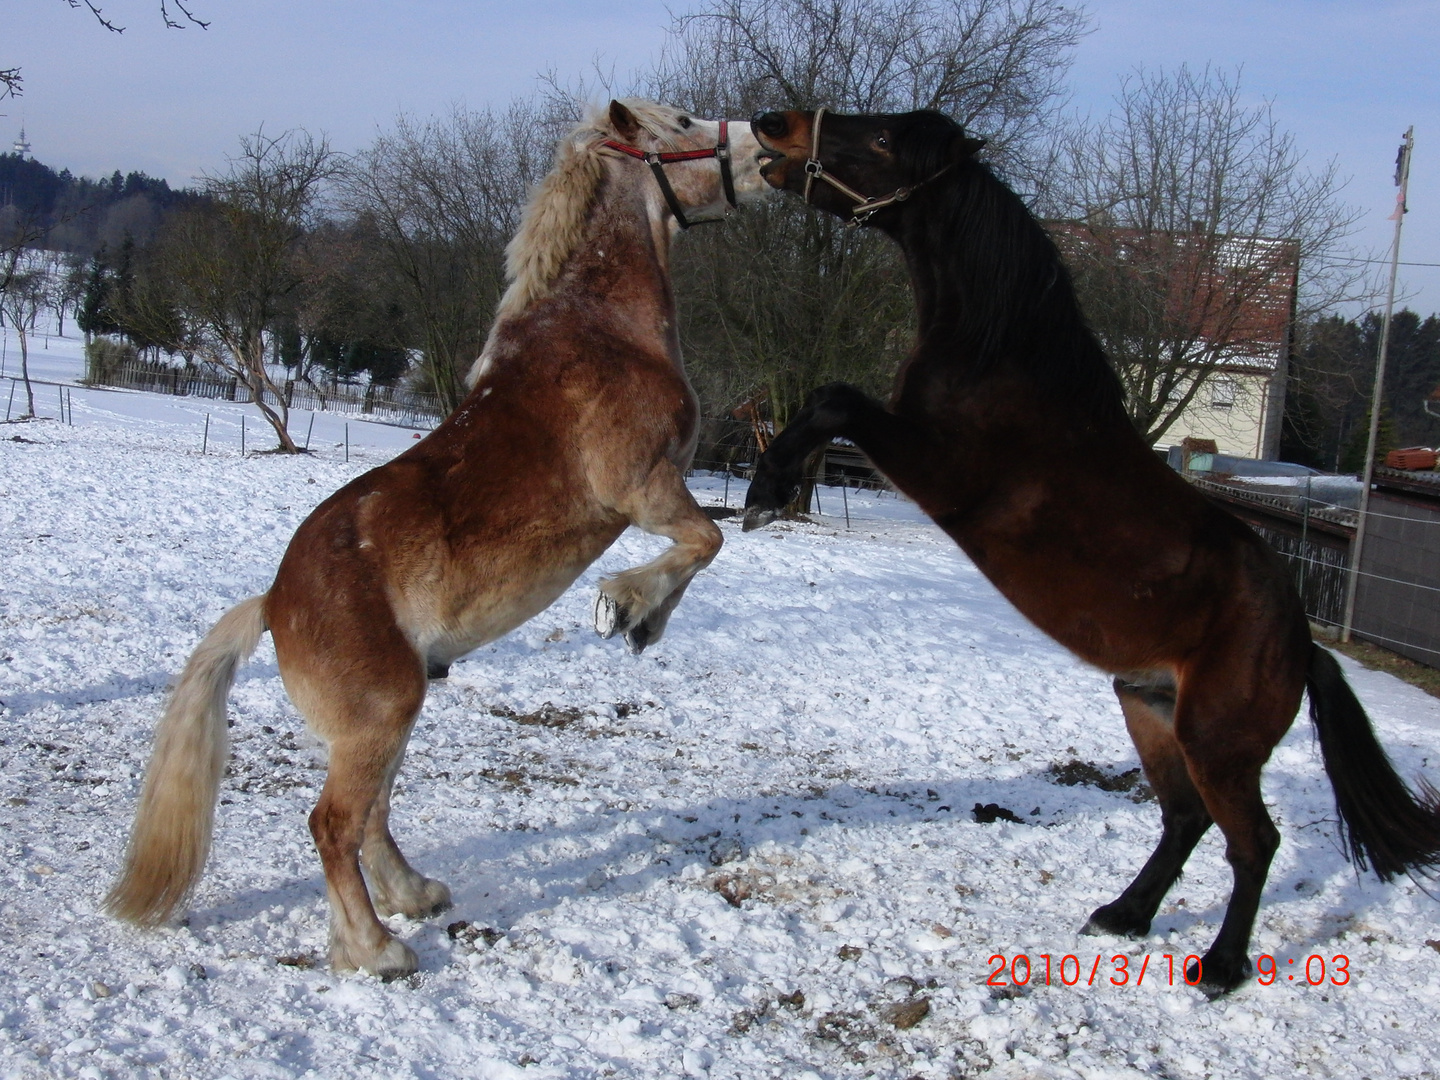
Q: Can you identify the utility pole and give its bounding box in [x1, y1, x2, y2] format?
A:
[1342, 127, 1414, 643]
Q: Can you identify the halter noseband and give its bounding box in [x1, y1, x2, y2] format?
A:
[602, 119, 738, 230]
[801, 107, 952, 229]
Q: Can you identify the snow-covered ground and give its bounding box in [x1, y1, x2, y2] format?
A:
[4, 327, 1440, 1079]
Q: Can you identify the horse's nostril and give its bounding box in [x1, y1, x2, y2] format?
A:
[753, 112, 788, 138]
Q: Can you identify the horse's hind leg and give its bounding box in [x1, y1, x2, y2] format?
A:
[362, 741, 452, 920]
[595, 460, 722, 653]
[1084, 677, 1212, 938]
[285, 636, 429, 978]
[1174, 699, 1284, 995]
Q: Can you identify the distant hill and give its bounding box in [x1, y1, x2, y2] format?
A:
[0, 152, 203, 253]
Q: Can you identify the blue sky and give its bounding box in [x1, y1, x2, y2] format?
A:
[6, 0, 1438, 313]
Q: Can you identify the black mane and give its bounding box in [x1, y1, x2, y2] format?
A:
[888, 115, 1128, 420]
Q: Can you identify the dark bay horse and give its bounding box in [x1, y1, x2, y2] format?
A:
[106, 100, 770, 978]
[746, 107, 1440, 994]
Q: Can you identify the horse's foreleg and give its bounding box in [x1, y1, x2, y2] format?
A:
[743, 382, 872, 530]
[595, 461, 722, 653]
[361, 740, 452, 921]
[744, 382, 934, 530]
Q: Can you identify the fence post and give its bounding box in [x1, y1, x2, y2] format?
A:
[842, 480, 850, 530]
[5, 380, 14, 421]
[1298, 476, 1312, 609]
[305, 412, 315, 451]
[345, 422, 349, 463]
[202, 413, 210, 455]
[241, 415, 246, 457]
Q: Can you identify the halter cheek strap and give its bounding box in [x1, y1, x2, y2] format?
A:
[602, 119, 738, 230]
[802, 107, 952, 229]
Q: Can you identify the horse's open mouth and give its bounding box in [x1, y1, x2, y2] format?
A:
[756, 150, 784, 180]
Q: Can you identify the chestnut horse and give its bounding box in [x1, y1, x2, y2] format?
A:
[106, 100, 770, 978]
[746, 107, 1440, 994]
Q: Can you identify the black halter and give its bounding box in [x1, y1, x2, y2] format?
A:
[602, 119, 738, 230]
[801, 107, 951, 229]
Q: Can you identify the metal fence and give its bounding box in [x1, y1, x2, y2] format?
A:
[1197, 471, 1440, 668]
[1194, 478, 1356, 628]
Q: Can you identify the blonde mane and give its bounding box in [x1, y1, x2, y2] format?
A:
[493, 99, 685, 325]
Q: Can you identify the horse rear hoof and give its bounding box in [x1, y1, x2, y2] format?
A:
[373, 940, 420, 982]
[1080, 903, 1150, 938]
[1189, 954, 1251, 998]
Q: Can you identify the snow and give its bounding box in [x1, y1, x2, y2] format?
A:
[4, 326, 1440, 1078]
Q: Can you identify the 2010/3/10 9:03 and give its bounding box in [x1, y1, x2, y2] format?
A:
[986, 953, 1351, 988]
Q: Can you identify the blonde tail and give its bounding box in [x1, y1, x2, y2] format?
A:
[105, 595, 268, 926]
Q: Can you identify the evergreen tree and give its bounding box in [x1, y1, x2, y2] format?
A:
[76, 248, 119, 339]
[1338, 404, 1398, 475]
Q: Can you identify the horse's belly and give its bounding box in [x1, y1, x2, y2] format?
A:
[414, 527, 624, 661]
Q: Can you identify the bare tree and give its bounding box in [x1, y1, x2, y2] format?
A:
[653, 0, 1087, 165]
[640, 0, 1088, 437]
[161, 129, 338, 452]
[1039, 65, 1366, 447]
[64, 0, 211, 33]
[52, 253, 88, 337]
[5, 1, 210, 100]
[0, 262, 50, 419]
[343, 102, 557, 412]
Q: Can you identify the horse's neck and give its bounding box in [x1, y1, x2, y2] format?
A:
[562, 173, 679, 350]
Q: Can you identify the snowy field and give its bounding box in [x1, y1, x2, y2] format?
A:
[4, 329, 1440, 1079]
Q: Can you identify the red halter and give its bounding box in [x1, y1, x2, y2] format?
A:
[602, 119, 738, 230]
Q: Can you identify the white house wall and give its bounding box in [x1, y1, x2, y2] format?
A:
[1161, 369, 1277, 458]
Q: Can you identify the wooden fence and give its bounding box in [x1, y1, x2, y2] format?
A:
[92, 361, 443, 429]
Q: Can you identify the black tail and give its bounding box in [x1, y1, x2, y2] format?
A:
[1308, 643, 1440, 881]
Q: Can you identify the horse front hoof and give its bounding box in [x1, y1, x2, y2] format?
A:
[330, 935, 418, 981]
[624, 621, 655, 654]
[742, 506, 778, 532]
[422, 880, 454, 918]
[594, 592, 630, 639]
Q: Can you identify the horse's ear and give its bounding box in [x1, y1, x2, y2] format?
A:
[955, 132, 987, 159]
[608, 100, 641, 141]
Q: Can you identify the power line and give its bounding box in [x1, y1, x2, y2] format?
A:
[1328, 255, 1440, 268]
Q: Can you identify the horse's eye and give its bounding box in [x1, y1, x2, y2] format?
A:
[678, 116, 693, 129]
[875, 134, 890, 150]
